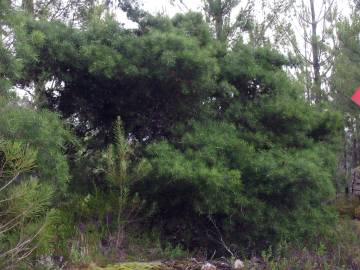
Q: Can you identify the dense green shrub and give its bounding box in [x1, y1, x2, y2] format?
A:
[140, 117, 340, 251]
[136, 42, 342, 251]
[0, 98, 73, 195]
[0, 140, 57, 269]
[15, 14, 219, 143]
[10, 9, 343, 256]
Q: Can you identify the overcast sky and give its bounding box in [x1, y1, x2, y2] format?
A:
[141, 0, 201, 15]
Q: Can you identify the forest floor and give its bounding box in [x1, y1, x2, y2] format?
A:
[63, 195, 360, 270]
[67, 260, 240, 270]
[63, 218, 360, 270]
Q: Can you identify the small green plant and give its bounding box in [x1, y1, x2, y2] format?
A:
[250, 218, 360, 269]
[161, 243, 187, 260]
[104, 117, 149, 249]
[316, 242, 327, 257]
[261, 246, 279, 270]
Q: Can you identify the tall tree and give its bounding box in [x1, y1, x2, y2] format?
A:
[331, 12, 360, 174]
[22, 0, 34, 14]
[202, 0, 240, 42]
[13, 0, 116, 107]
[276, 0, 339, 103]
[15, 14, 219, 143]
[139, 40, 342, 251]
[170, 0, 254, 43]
[309, 0, 321, 102]
[0, 0, 18, 97]
[247, 0, 295, 47]
[118, 0, 147, 23]
[12, 7, 343, 252]
[172, 0, 295, 47]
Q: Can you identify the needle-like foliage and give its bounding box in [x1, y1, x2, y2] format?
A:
[0, 140, 54, 269]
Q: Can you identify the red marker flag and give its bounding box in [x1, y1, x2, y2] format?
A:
[352, 88, 360, 106]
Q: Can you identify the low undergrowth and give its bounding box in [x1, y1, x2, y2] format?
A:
[33, 195, 360, 269]
[52, 218, 360, 270]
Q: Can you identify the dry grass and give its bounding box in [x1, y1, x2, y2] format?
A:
[334, 195, 360, 218]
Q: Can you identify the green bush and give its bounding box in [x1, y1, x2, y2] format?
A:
[0, 140, 56, 269]
[136, 46, 342, 250]
[8, 8, 344, 260]
[0, 98, 74, 195]
[253, 219, 360, 269]
[139, 118, 340, 251]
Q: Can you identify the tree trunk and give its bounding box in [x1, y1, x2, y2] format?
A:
[215, 13, 224, 42]
[310, 0, 322, 103]
[304, 28, 311, 102]
[22, 0, 34, 15]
